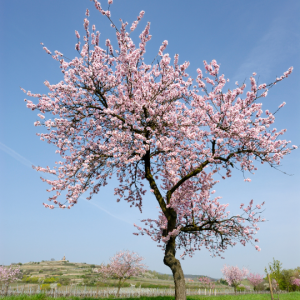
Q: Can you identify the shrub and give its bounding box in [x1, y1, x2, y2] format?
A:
[58, 277, 70, 285]
[40, 284, 51, 291]
[219, 278, 228, 286]
[22, 276, 39, 283]
[43, 277, 58, 284]
[255, 280, 267, 291]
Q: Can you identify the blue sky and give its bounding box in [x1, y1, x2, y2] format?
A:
[0, 0, 299, 278]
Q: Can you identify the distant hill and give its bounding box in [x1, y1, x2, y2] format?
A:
[157, 272, 218, 281]
[9, 261, 219, 284]
[184, 274, 219, 281]
[6, 261, 229, 289]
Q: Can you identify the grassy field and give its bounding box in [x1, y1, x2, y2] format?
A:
[1, 293, 300, 300]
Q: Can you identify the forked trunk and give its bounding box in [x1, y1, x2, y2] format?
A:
[164, 236, 186, 300]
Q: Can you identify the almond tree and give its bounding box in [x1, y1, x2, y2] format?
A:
[22, 1, 296, 299]
[0, 265, 21, 295]
[96, 251, 147, 297]
[247, 272, 264, 290]
[198, 276, 215, 289]
[221, 265, 248, 293]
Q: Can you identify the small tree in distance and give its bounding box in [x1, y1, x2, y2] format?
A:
[23, 0, 297, 299]
[96, 251, 147, 297]
[247, 272, 264, 291]
[0, 265, 21, 295]
[221, 265, 248, 294]
[198, 276, 215, 289]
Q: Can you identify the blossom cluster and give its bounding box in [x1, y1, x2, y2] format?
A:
[291, 277, 300, 287]
[96, 250, 147, 279]
[198, 276, 215, 288]
[247, 272, 264, 288]
[221, 265, 248, 287]
[0, 265, 21, 286]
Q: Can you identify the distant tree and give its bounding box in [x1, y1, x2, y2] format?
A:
[265, 258, 282, 280]
[23, 1, 296, 299]
[264, 258, 283, 289]
[198, 276, 215, 289]
[0, 265, 21, 295]
[221, 265, 248, 294]
[247, 272, 264, 290]
[96, 251, 147, 297]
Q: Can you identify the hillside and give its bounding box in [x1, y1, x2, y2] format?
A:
[8, 260, 228, 290]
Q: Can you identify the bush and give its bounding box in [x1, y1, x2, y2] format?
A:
[22, 276, 39, 283]
[219, 278, 228, 286]
[58, 277, 71, 286]
[43, 277, 58, 284]
[255, 281, 266, 291]
[40, 284, 51, 291]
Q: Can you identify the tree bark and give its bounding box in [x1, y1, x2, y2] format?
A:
[5, 284, 9, 296]
[164, 236, 186, 300]
[116, 279, 121, 297]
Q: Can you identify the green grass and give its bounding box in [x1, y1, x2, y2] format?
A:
[1, 293, 300, 300]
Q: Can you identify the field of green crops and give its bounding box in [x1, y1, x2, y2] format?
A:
[1, 292, 300, 300]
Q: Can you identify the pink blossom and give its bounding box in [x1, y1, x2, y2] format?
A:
[278, 102, 286, 108]
[23, 2, 296, 296]
[291, 277, 300, 286]
[96, 251, 147, 297]
[198, 276, 215, 288]
[0, 265, 21, 295]
[222, 265, 248, 293]
[247, 272, 264, 289]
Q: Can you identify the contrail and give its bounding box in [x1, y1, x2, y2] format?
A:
[0, 141, 133, 225]
[0, 142, 33, 168]
[82, 199, 133, 225]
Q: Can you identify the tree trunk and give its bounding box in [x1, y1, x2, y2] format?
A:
[164, 236, 186, 300]
[234, 285, 237, 294]
[5, 284, 9, 296]
[116, 279, 121, 297]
